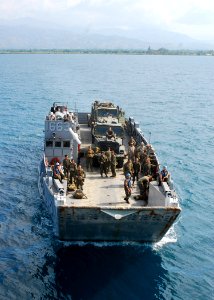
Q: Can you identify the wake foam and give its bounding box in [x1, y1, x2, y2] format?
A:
[153, 225, 177, 251]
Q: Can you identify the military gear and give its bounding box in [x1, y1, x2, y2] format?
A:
[73, 189, 87, 199]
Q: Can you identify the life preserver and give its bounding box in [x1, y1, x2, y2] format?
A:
[50, 157, 60, 165]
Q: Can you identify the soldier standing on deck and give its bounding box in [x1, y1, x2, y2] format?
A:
[110, 150, 117, 177]
[124, 173, 132, 204]
[99, 152, 108, 177]
[63, 154, 70, 179]
[86, 146, 94, 172]
[132, 157, 141, 186]
[69, 158, 77, 184]
[105, 147, 111, 174]
[123, 159, 133, 176]
[75, 165, 86, 190]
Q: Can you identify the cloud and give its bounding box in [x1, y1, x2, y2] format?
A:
[0, 0, 214, 40]
[0, 0, 82, 19]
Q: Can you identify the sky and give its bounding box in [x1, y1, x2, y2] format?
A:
[0, 0, 214, 41]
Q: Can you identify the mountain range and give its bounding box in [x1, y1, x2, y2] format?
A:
[0, 20, 213, 50]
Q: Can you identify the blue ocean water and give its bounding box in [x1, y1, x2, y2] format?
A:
[0, 54, 213, 300]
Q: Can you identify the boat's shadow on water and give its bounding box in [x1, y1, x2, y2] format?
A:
[53, 243, 168, 300]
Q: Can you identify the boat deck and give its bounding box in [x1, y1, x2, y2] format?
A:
[62, 123, 164, 208]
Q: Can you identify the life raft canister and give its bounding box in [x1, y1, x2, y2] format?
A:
[50, 157, 60, 165]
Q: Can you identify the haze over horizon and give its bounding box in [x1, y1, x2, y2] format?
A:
[1, 0, 214, 49]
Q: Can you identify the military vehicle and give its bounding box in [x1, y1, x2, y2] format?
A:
[88, 100, 125, 126]
[91, 119, 125, 168]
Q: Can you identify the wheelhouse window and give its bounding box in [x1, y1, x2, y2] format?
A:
[46, 141, 53, 147]
[55, 141, 61, 148]
[63, 141, 70, 147]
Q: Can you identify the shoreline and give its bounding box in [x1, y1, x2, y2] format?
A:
[0, 49, 214, 56]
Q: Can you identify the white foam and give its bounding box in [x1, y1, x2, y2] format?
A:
[59, 240, 148, 248]
[153, 225, 177, 251]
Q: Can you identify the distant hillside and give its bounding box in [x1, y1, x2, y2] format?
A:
[0, 23, 213, 50]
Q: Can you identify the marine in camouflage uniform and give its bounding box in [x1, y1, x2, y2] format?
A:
[142, 157, 156, 177]
[105, 147, 111, 174]
[136, 176, 150, 202]
[110, 150, 117, 177]
[69, 158, 77, 184]
[99, 152, 108, 177]
[63, 154, 70, 178]
[75, 165, 86, 190]
[86, 146, 94, 172]
[128, 136, 136, 147]
[123, 159, 133, 176]
[132, 158, 141, 185]
[124, 173, 132, 203]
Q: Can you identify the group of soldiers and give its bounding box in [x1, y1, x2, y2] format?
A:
[123, 137, 157, 203]
[123, 137, 171, 203]
[53, 136, 169, 202]
[124, 137, 156, 182]
[53, 155, 85, 190]
[86, 145, 117, 178]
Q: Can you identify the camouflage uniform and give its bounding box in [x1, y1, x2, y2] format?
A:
[75, 166, 86, 190]
[63, 155, 70, 178]
[105, 148, 111, 173]
[110, 151, 117, 177]
[127, 145, 136, 161]
[132, 160, 141, 184]
[123, 160, 133, 176]
[86, 146, 94, 171]
[99, 153, 108, 177]
[137, 176, 150, 202]
[124, 176, 132, 203]
[128, 137, 136, 146]
[69, 159, 77, 184]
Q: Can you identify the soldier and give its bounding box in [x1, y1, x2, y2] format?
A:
[69, 158, 77, 184]
[63, 154, 70, 179]
[136, 142, 145, 160]
[142, 157, 152, 176]
[75, 165, 86, 190]
[106, 126, 115, 140]
[145, 144, 152, 156]
[105, 147, 111, 174]
[140, 148, 148, 165]
[135, 176, 150, 202]
[86, 145, 94, 171]
[93, 146, 101, 168]
[53, 162, 64, 183]
[124, 173, 132, 203]
[128, 136, 136, 147]
[132, 157, 141, 186]
[99, 152, 108, 177]
[159, 166, 170, 184]
[123, 159, 133, 176]
[127, 144, 136, 162]
[110, 150, 117, 177]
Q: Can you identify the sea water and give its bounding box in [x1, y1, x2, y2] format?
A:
[0, 54, 213, 299]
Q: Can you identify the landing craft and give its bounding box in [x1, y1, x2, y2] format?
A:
[38, 101, 181, 242]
